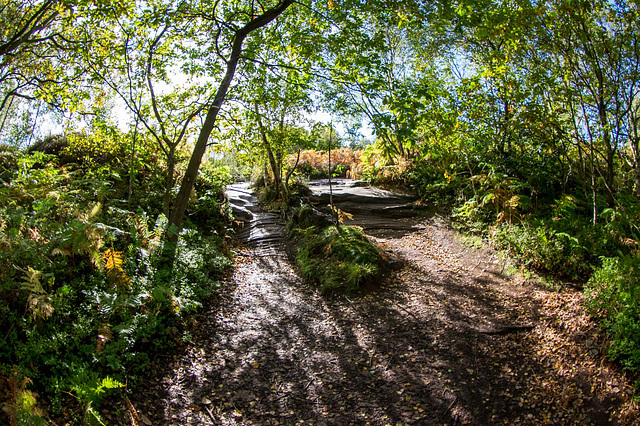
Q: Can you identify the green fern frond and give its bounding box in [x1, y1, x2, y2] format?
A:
[97, 376, 125, 392]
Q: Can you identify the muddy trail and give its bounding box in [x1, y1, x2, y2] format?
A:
[126, 180, 637, 425]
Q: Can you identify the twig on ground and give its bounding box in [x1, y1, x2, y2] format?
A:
[445, 395, 458, 416]
[125, 396, 141, 426]
[471, 259, 482, 271]
[477, 324, 535, 335]
[385, 298, 420, 322]
[203, 404, 217, 424]
[303, 379, 314, 391]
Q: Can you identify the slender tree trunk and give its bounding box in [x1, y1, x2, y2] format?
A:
[605, 144, 615, 204]
[633, 151, 640, 198]
[598, 103, 616, 206]
[163, 152, 175, 216]
[591, 161, 598, 226]
[328, 123, 337, 226]
[266, 142, 287, 200]
[630, 133, 640, 198]
[630, 99, 640, 197]
[167, 0, 294, 236]
[128, 117, 139, 206]
[588, 125, 598, 226]
[285, 148, 301, 188]
[392, 121, 405, 159]
[26, 102, 41, 147]
[263, 160, 269, 187]
[499, 98, 511, 155]
[255, 103, 287, 201]
[0, 95, 14, 135]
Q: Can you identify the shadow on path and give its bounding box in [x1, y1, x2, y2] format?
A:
[127, 182, 635, 425]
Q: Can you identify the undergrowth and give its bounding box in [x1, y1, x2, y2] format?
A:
[0, 133, 232, 424]
[293, 148, 362, 180]
[253, 174, 311, 211]
[287, 205, 384, 292]
[586, 256, 640, 385]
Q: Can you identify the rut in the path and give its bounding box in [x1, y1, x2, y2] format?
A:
[126, 181, 636, 426]
[225, 182, 286, 256]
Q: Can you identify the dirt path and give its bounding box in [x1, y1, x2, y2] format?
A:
[126, 183, 638, 425]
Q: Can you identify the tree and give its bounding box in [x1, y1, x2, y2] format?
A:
[0, 0, 131, 138]
[533, 0, 640, 219]
[235, 18, 316, 201]
[167, 0, 296, 235]
[323, 14, 418, 160]
[88, 4, 210, 215]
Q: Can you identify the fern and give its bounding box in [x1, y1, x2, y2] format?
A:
[72, 372, 125, 426]
[335, 206, 354, 224]
[56, 220, 105, 268]
[21, 267, 54, 321]
[3, 371, 47, 426]
[103, 249, 130, 288]
[103, 249, 124, 274]
[96, 376, 125, 392]
[51, 247, 72, 257]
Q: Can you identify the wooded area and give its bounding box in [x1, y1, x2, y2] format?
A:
[1, 0, 639, 424]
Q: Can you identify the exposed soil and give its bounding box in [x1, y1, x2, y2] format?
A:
[121, 181, 639, 425]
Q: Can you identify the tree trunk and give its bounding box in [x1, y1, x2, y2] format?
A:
[0, 95, 14, 135]
[255, 103, 288, 201]
[499, 97, 511, 155]
[630, 134, 640, 198]
[285, 148, 301, 188]
[598, 101, 616, 206]
[328, 124, 337, 226]
[167, 0, 295, 236]
[128, 116, 139, 206]
[630, 98, 640, 197]
[590, 136, 598, 226]
[163, 152, 175, 216]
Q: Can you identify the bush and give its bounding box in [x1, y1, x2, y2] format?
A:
[0, 139, 232, 423]
[406, 160, 459, 209]
[189, 164, 233, 234]
[293, 148, 362, 179]
[586, 256, 640, 377]
[292, 223, 384, 292]
[492, 223, 592, 280]
[360, 144, 413, 186]
[286, 204, 332, 235]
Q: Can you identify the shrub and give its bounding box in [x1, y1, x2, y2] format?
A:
[189, 164, 233, 233]
[492, 223, 592, 280]
[360, 143, 416, 186]
[586, 256, 640, 377]
[293, 224, 384, 292]
[405, 160, 459, 209]
[286, 204, 331, 236]
[0, 140, 232, 422]
[293, 148, 362, 179]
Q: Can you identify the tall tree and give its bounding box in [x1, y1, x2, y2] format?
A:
[88, 3, 210, 215]
[168, 0, 296, 234]
[536, 0, 640, 215]
[233, 12, 316, 201]
[0, 0, 131, 134]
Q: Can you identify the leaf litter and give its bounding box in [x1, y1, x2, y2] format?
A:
[113, 212, 639, 425]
